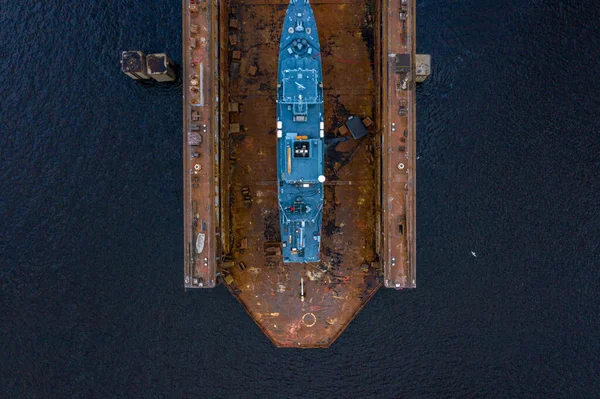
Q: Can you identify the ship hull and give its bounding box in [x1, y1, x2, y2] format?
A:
[276, 0, 324, 263]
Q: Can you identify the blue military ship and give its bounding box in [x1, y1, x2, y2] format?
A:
[277, 0, 325, 263]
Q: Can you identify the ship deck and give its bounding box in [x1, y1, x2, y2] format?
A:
[183, 0, 417, 347]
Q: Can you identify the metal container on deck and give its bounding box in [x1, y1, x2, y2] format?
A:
[146, 53, 177, 82]
[120, 50, 150, 80]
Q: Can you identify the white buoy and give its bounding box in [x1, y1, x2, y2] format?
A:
[318, 175, 326, 183]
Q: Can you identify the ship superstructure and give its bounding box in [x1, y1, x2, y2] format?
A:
[276, 0, 325, 263]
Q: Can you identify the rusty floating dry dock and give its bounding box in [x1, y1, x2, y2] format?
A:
[183, 0, 219, 288]
[380, 0, 417, 289]
[183, 0, 429, 347]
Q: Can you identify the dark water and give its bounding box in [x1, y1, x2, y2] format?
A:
[1, 0, 599, 397]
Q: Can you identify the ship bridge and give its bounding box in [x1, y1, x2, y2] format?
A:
[281, 69, 320, 104]
[281, 68, 320, 121]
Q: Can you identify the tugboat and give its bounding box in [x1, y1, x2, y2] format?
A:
[276, 0, 325, 263]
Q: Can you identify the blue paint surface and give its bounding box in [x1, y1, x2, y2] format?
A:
[277, 0, 324, 262]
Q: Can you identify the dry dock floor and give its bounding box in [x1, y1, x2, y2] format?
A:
[224, 0, 380, 347]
